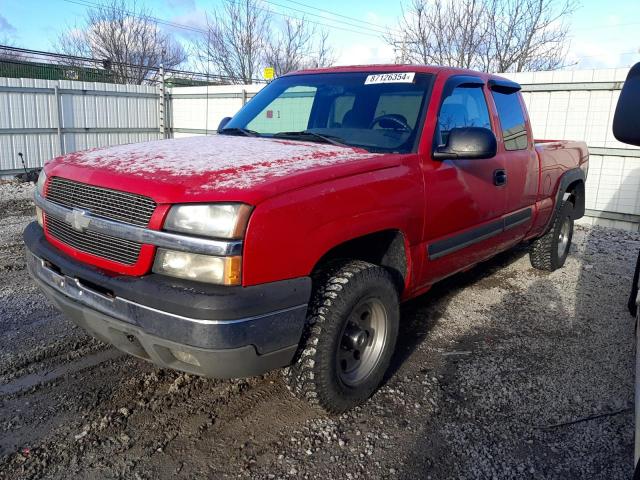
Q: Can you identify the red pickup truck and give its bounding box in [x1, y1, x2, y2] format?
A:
[25, 65, 588, 412]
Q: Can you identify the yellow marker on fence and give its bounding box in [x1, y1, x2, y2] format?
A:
[264, 67, 275, 81]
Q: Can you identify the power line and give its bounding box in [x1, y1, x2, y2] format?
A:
[61, 0, 208, 34]
[60, 0, 387, 55]
[54, 0, 640, 69]
[62, 0, 388, 40]
[257, 0, 396, 37]
[221, 0, 384, 39]
[277, 0, 398, 32]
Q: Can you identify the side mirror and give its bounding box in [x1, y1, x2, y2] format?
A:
[433, 127, 497, 160]
[217, 117, 232, 133]
[613, 62, 640, 147]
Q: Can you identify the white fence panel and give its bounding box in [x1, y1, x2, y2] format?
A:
[169, 84, 263, 137]
[3, 69, 640, 230]
[504, 68, 640, 230]
[0, 78, 161, 173]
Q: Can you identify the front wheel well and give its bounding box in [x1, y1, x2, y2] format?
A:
[312, 230, 407, 294]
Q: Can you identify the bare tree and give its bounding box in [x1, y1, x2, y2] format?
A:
[389, 0, 489, 69]
[198, 1, 335, 83]
[197, 0, 271, 84]
[265, 18, 335, 76]
[388, 0, 576, 72]
[482, 0, 576, 72]
[56, 0, 187, 84]
[308, 30, 335, 69]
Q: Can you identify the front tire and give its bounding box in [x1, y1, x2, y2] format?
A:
[530, 200, 574, 271]
[285, 260, 400, 413]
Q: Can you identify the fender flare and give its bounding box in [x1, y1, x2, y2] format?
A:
[544, 168, 585, 233]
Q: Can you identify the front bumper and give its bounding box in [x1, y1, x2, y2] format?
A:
[24, 222, 311, 378]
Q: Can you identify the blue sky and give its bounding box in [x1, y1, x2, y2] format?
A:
[1, 0, 639, 70]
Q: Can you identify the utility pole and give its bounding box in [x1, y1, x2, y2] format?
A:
[159, 62, 166, 138]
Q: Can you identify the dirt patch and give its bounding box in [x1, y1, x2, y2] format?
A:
[0, 180, 635, 479]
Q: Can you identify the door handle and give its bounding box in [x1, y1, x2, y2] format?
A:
[493, 169, 507, 186]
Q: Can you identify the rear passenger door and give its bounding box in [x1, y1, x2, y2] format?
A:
[489, 84, 538, 237]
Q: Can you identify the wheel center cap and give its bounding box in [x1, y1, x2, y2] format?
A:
[344, 325, 369, 351]
[354, 331, 368, 349]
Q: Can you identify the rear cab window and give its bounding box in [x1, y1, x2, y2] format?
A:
[491, 91, 529, 150]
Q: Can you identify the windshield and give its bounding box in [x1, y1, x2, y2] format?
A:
[223, 72, 434, 153]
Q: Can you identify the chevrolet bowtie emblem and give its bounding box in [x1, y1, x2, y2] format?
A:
[66, 208, 91, 232]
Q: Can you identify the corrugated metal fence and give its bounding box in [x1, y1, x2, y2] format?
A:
[503, 69, 640, 230]
[0, 77, 162, 173]
[2, 69, 639, 229]
[168, 84, 262, 137]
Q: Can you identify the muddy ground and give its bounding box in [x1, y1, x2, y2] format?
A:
[0, 180, 636, 479]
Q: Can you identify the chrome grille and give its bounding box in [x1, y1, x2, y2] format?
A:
[46, 215, 141, 265]
[46, 177, 156, 227]
[44, 177, 153, 266]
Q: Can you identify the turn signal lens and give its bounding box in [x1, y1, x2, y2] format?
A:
[36, 206, 44, 227]
[36, 170, 47, 196]
[152, 249, 242, 285]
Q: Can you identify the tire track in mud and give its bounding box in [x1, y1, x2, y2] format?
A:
[0, 335, 108, 380]
[202, 380, 318, 445]
[0, 362, 316, 479]
[0, 349, 123, 397]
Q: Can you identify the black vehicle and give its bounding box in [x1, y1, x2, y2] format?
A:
[612, 61, 640, 478]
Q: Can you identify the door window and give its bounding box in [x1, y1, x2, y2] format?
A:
[491, 91, 528, 151]
[437, 85, 491, 145]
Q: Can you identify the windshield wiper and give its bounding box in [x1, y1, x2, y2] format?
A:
[219, 127, 259, 137]
[272, 130, 349, 147]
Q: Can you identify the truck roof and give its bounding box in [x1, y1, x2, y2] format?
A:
[286, 64, 513, 84]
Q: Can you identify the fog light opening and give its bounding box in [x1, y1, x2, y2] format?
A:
[170, 349, 201, 367]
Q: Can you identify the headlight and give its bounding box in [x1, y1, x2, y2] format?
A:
[152, 249, 242, 285]
[164, 204, 252, 239]
[36, 170, 47, 196]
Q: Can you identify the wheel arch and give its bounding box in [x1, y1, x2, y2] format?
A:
[311, 229, 409, 294]
[556, 168, 586, 220]
[564, 179, 586, 219]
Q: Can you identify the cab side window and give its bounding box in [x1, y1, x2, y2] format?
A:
[437, 85, 491, 145]
[491, 91, 528, 151]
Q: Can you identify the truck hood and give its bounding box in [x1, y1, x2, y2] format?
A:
[46, 135, 389, 204]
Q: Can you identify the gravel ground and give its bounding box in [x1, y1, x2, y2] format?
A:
[0, 179, 636, 479]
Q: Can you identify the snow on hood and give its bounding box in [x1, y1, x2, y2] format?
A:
[55, 135, 378, 191]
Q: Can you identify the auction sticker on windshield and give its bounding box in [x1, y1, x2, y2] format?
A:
[365, 72, 416, 84]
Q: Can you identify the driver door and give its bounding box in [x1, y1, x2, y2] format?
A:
[420, 78, 507, 284]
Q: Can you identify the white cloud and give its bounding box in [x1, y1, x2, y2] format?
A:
[567, 34, 640, 69]
[165, 0, 196, 10]
[335, 41, 395, 66]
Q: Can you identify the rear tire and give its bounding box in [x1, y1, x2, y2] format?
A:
[284, 260, 399, 413]
[529, 200, 574, 271]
